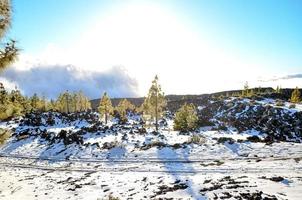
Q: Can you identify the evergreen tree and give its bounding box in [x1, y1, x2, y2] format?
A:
[56, 91, 71, 113]
[0, 84, 30, 119]
[0, 82, 8, 105]
[276, 86, 280, 93]
[174, 103, 198, 132]
[0, 0, 18, 71]
[290, 87, 301, 103]
[77, 91, 91, 111]
[22, 96, 32, 113]
[242, 82, 249, 97]
[0, 83, 10, 119]
[30, 93, 40, 111]
[142, 75, 166, 131]
[9, 87, 25, 116]
[98, 92, 113, 124]
[115, 99, 135, 123]
[55, 91, 91, 113]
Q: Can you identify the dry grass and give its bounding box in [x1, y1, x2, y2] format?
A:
[188, 134, 206, 145]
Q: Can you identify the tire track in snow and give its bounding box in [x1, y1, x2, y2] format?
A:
[0, 153, 301, 163]
[0, 156, 301, 174]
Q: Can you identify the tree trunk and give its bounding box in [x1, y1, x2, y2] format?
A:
[66, 95, 70, 113]
[105, 104, 107, 124]
[155, 87, 158, 131]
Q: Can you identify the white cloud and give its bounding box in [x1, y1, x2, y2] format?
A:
[1, 64, 138, 99]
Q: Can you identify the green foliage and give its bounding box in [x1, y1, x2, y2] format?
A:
[275, 85, 282, 94]
[0, 0, 18, 71]
[142, 75, 166, 131]
[290, 87, 301, 103]
[98, 92, 113, 124]
[0, 84, 92, 120]
[115, 99, 135, 123]
[241, 81, 249, 97]
[174, 103, 198, 132]
[0, 128, 11, 145]
[56, 90, 91, 113]
[0, 84, 30, 120]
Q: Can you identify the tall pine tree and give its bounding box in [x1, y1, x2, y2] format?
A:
[98, 92, 113, 124]
[290, 87, 301, 103]
[0, 0, 18, 71]
[142, 75, 166, 131]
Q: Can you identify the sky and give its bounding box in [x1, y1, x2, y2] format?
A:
[1, 0, 302, 99]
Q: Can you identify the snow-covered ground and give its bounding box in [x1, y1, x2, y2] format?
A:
[1, 126, 301, 199]
[0, 98, 302, 199]
[0, 155, 301, 199]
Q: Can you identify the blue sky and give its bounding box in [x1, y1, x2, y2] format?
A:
[2, 0, 302, 97]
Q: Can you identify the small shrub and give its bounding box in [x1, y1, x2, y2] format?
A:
[246, 135, 262, 143]
[97, 194, 120, 200]
[217, 137, 235, 144]
[105, 194, 120, 200]
[174, 103, 198, 132]
[188, 134, 205, 145]
[289, 104, 296, 109]
[275, 99, 285, 106]
[141, 140, 166, 150]
[102, 139, 124, 150]
[218, 125, 228, 131]
[198, 119, 215, 127]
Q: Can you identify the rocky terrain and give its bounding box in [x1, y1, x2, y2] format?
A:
[0, 96, 301, 200]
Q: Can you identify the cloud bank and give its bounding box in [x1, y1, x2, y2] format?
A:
[0, 65, 138, 99]
[259, 74, 302, 82]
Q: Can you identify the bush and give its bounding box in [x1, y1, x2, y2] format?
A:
[218, 124, 228, 131]
[217, 137, 235, 144]
[174, 103, 198, 132]
[108, 195, 120, 200]
[275, 99, 285, 106]
[188, 134, 205, 145]
[246, 135, 262, 143]
[98, 195, 120, 200]
[289, 104, 296, 109]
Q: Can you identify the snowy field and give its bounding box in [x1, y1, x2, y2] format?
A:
[1, 128, 301, 199]
[0, 98, 302, 199]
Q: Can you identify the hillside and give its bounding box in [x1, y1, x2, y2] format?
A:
[90, 88, 302, 112]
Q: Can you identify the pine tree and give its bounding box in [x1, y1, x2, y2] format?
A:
[257, 86, 262, 95]
[98, 92, 113, 124]
[9, 87, 25, 116]
[116, 99, 135, 123]
[77, 91, 91, 112]
[242, 82, 249, 97]
[55, 91, 91, 113]
[174, 103, 198, 132]
[142, 75, 166, 131]
[290, 87, 301, 103]
[30, 93, 40, 111]
[0, 83, 10, 119]
[0, 84, 31, 119]
[276, 86, 280, 93]
[0, 0, 18, 71]
[0, 82, 8, 105]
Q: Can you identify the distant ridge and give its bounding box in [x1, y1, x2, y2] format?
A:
[90, 87, 301, 111]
